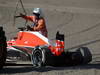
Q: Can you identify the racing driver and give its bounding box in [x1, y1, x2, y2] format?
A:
[16, 8, 48, 37]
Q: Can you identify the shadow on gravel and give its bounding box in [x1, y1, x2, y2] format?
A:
[35, 63, 100, 72]
[1, 62, 100, 74]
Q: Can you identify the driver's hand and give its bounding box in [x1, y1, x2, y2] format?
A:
[14, 13, 25, 18]
[14, 15, 21, 18]
[20, 13, 25, 17]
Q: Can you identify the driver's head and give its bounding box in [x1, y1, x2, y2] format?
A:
[33, 8, 42, 18]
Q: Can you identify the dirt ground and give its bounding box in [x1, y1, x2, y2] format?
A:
[0, 0, 100, 75]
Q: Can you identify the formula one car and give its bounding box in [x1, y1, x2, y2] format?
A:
[7, 26, 92, 67]
[7, 0, 92, 67]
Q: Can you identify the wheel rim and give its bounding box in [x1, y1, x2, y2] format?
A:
[32, 49, 42, 67]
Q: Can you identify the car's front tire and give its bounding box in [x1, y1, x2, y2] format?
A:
[0, 27, 7, 69]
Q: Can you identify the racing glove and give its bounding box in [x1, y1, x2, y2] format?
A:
[14, 13, 26, 18]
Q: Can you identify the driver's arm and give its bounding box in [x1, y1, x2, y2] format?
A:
[15, 13, 34, 22]
[19, 13, 36, 22]
[33, 19, 45, 31]
[22, 15, 35, 22]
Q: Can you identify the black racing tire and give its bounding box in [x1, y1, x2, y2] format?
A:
[65, 51, 83, 66]
[0, 27, 7, 69]
[31, 46, 54, 68]
[76, 47, 92, 64]
[70, 52, 83, 65]
[65, 47, 92, 66]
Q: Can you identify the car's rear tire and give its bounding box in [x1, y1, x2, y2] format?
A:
[31, 46, 54, 68]
[0, 27, 7, 69]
